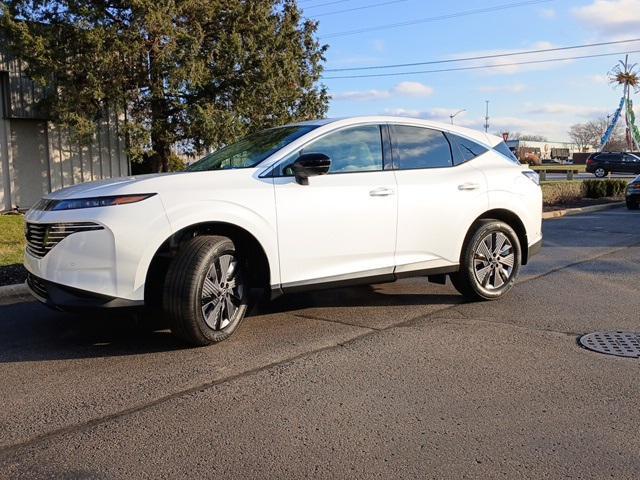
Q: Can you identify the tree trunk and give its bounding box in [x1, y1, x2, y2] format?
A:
[149, 48, 171, 173]
[150, 128, 171, 173]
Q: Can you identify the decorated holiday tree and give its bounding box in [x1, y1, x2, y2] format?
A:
[600, 55, 640, 151]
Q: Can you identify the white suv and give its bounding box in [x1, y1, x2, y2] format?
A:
[25, 116, 542, 346]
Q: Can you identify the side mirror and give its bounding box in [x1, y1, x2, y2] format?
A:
[291, 153, 331, 185]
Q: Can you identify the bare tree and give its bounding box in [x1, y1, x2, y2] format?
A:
[568, 117, 626, 151]
[496, 132, 548, 142]
[568, 124, 592, 151]
[518, 134, 548, 142]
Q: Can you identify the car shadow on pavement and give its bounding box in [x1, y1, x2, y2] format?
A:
[257, 283, 463, 315]
[0, 302, 184, 363]
[0, 283, 462, 363]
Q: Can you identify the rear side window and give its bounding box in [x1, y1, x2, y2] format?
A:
[493, 141, 519, 164]
[446, 133, 488, 165]
[390, 125, 452, 169]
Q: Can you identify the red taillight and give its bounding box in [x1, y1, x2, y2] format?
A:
[586, 158, 594, 165]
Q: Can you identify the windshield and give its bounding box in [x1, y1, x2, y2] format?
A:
[187, 126, 317, 171]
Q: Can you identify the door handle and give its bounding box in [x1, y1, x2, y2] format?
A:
[458, 182, 480, 191]
[369, 187, 394, 197]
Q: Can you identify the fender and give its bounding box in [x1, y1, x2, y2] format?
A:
[487, 189, 542, 246]
[133, 198, 280, 294]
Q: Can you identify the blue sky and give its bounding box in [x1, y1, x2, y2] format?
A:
[303, 0, 640, 141]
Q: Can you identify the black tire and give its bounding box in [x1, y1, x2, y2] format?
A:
[163, 235, 249, 346]
[594, 167, 607, 178]
[627, 199, 639, 210]
[450, 220, 522, 301]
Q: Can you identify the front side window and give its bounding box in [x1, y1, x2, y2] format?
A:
[187, 126, 316, 171]
[285, 124, 384, 174]
[391, 125, 452, 169]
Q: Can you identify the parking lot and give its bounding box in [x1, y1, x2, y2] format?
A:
[1, 208, 639, 479]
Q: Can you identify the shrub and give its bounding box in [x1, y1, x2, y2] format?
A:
[583, 179, 627, 198]
[541, 181, 584, 206]
[583, 180, 606, 198]
[168, 154, 186, 172]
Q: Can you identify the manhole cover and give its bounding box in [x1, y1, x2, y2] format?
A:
[579, 332, 640, 358]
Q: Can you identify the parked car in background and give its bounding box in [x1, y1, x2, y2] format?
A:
[626, 175, 640, 210]
[24, 116, 543, 346]
[586, 152, 640, 177]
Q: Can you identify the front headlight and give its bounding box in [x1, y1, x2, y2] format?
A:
[521, 170, 540, 186]
[33, 194, 156, 211]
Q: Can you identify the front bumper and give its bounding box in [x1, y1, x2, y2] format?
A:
[528, 238, 543, 259]
[24, 195, 172, 303]
[27, 273, 144, 310]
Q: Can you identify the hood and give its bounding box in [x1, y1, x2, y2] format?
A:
[45, 170, 256, 200]
[45, 173, 176, 199]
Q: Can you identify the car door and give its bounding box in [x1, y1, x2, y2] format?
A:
[272, 124, 398, 289]
[623, 154, 640, 173]
[608, 153, 623, 173]
[390, 124, 488, 273]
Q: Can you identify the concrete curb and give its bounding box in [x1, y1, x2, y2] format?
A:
[542, 201, 625, 220]
[0, 282, 32, 306]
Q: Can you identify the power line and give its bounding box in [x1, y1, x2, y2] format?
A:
[300, 0, 350, 10]
[323, 49, 640, 79]
[313, 0, 408, 18]
[325, 38, 640, 72]
[320, 0, 554, 39]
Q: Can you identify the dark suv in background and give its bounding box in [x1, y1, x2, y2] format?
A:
[626, 176, 640, 210]
[586, 152, 640, 177]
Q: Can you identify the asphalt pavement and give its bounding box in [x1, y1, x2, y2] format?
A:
[1, 208, 639, 479]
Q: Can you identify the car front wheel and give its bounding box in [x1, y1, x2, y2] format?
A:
[450, 220, 522, 301]
[627, 199, 639, 210]
[163, 235, 249, 346]
[594, 167, 607, 178]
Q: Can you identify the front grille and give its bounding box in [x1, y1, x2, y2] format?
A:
[27, 273, 48, 300]
[25, 222, 104, 258]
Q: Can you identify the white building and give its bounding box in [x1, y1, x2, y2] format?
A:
[505, 139, 594, 161]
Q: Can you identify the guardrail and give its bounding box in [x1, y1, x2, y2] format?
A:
[531, 165, 586, 181]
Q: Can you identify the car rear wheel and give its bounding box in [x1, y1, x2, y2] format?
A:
[627, 199, 639, 210]
[450, 220, 522, 301]
[163, 235, 249, 346]
[594, 167, 607, 178]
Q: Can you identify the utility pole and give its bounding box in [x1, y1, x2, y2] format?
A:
[484, 100, 490, 133]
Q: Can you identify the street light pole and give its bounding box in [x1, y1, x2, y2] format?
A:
[449, 109, 466, 125]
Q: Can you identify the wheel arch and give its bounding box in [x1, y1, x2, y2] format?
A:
[144, 221, 272, 306]
[463, 209, 530, 265]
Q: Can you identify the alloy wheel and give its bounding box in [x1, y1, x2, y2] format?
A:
[201, 253, 244, 330]
[472, 232, 515, 290]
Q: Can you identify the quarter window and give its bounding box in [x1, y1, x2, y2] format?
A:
[299, 125, 384, 173]
[391, 125, 452, 169]
[493, 141, 519, 164]
[447, 133, 488, 165]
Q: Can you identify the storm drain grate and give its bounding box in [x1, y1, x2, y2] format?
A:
[579, 332, 640, 358]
